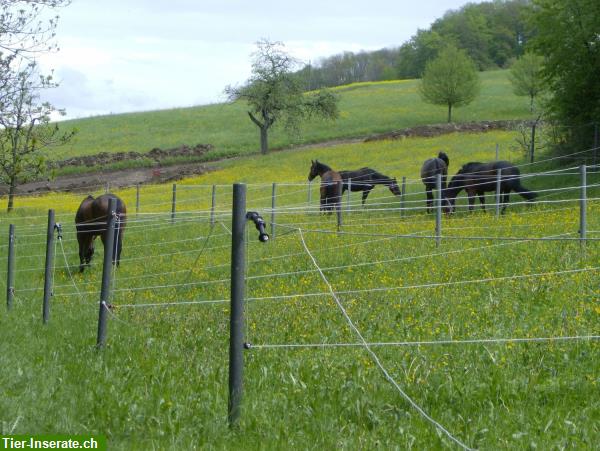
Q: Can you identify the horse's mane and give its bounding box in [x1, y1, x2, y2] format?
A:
[368, 168, 390, 181]
[315, 160, 332, 172]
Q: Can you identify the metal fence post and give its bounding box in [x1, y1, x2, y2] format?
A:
[435, 173, 442, 247]
[229, 183, 246, 426]
[271, 183, 277, 240]
[400, 176, 406, 217]
[346, 178, 351, 214]
[580, 165, 587, 244]
[97, 198, 117, 348]
[210, 184, 216, 227]
[136, 183, 140, 216]
[530, 122, 536, 163]
[42, 209, 55, 324]
[594, 123, 598, 166]
[336, 180, 343, 230]
[495, 169, 502, 217]
[171, 183, 177, 223]
[6, 224, 15, 311]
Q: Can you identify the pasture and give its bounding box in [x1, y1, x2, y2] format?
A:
[0, 130, 599, 449]
[53, 70, 529, 163]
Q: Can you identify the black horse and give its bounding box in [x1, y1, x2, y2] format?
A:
[338, 167, 401, 205]
[421, 151, 449, 213]
[445, 161, 536, 214]
[308, 160, 343, 213]
[75, 193, 127, 272]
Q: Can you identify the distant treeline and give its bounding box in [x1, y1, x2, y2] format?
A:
[295, 0, 531, 89]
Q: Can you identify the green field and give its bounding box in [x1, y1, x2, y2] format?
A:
[54, 70, 530, 162]
[0, 123, 598, 449]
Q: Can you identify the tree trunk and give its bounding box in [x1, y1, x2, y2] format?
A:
[260, 125, 269, 155]
[447, 103, 453, 123]
[7, 177, 16, 212]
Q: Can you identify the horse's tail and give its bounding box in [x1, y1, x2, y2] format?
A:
[514, 183, 537, 201]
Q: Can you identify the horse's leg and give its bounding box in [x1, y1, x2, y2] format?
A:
[362, 185, 374, 205]
[501, 191, 510, 214]
[426, 188, 433, 213]
[77, 234, 87, 272]
[467, 192, 475, 211]
[478, 192, 486, 211]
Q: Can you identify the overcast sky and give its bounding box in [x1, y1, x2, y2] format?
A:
[39, 0, 471, 120]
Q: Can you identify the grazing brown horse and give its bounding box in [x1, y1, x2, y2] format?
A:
[445, 161, 537, 214]
[308, 160, 343, 214]
[421, 151, 449, 213]
[75, 194, 127, 272]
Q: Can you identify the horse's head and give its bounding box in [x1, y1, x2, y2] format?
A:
[443, 196, 456, 214]
[308, 160, 318, 181]
[79, 236, 96, 272]
[388, 177, 402, 196]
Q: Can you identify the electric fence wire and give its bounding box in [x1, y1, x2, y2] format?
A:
[296, 227, 473, 450]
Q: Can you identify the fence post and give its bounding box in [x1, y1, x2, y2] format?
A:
[271, 182, 276, 240]
[594, 123, 598, 166]
[171, 183, 177, 223]
[400, 176, 406, 217]
[580, 165, 587, 244]
[336, 180, 343, 230]
[105, 182, 109, 194]
[135, 183, 140, 216]
[210, 185, 216, 227]
[346, 178, 351, 214]
[96, 198, 117, 348]
[229, 183, 246, 427]
[42, 209, 55, 324]
[495, 169, 502, 218]
[6, 224, 15, 311]
[435, 173, 442, 247]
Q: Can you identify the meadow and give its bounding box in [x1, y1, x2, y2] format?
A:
[52, 70, 530, 162]
[0, 129, 598, 449]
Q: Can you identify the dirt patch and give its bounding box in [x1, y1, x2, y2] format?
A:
[50, 143, 213, 169]
[363, 120, 526, 142]
[6, 162, 214, 195]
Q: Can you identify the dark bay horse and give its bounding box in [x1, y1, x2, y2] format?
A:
[308, 160, 343, 214]
[445, 161, 536, 214]
[75, 194, 127, 272]
[338, 167, 401, 205]
[421, 151, 449, 213]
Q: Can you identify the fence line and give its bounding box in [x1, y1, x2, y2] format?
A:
[252, 335, 600, 350]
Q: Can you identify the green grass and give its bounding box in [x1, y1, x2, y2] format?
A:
[53, 70, 531, 162]
[0, 128, 598, 449]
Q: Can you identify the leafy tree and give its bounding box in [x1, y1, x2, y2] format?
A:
[419, 45, 480, 122]
[226, 39, 338, 154]
[396, 30, 447, 79]
[508, 52, 545, 112]
[0, 63, 75, 211]
[529, 0, 600, 150]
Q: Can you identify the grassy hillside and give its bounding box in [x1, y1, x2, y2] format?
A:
[1, 127, 598, 449]
[54, 70, 531, 161]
